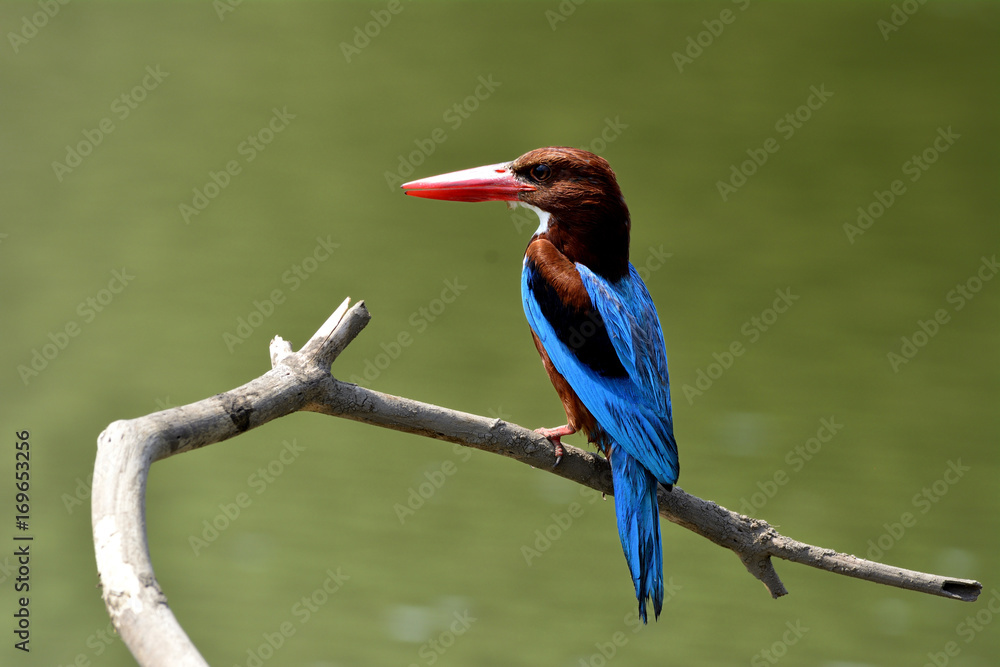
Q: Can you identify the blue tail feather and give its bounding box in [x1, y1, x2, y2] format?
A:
[610, 443, 664, 623]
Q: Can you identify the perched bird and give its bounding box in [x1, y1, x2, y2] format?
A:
[401, 147, 678, 623]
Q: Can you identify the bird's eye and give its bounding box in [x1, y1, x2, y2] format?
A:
[530, 164, 552, 182]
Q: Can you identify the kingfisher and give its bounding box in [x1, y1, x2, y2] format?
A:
[401, 147, 678, 623]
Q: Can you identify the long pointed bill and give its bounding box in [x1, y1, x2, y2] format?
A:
[401, 162, 536, 202]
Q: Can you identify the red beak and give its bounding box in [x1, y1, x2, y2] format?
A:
[401, 162, 536, 202]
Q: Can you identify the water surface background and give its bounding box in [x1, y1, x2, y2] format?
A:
[1, 1, 997, 665]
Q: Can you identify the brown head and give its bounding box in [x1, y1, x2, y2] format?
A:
[402, 147, 631, 280]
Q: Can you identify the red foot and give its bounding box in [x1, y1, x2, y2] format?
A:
[535, 424, 575, 467]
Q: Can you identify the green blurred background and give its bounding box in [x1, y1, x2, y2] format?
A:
[1, 1, 998, 665]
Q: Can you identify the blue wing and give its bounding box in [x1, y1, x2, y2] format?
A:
[522, 261, 678, 484]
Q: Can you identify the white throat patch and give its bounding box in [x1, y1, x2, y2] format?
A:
[518, 203, 552, 237]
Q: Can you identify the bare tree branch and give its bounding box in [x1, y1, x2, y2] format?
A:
[92, 299, 983, 666]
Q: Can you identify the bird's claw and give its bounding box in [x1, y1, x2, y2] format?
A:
[552, 442, 564, 468]
[535, 425, 573, 468]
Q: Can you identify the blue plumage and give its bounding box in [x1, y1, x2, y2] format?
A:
[610, 444, 664, 622]
[523, 260, 677, 621]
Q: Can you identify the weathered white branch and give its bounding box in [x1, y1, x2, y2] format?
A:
[92, 299, 983, 666]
